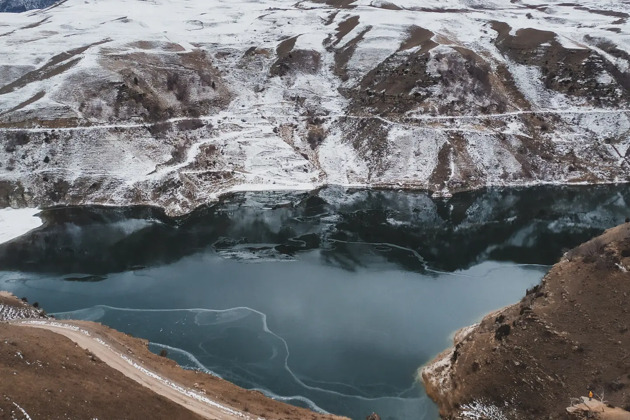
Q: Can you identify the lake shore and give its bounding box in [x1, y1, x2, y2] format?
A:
[0, 291, 349, 420]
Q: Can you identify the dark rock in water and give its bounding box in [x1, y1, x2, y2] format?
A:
[63, 275, 107, 282]
[366, 413, 381, 420]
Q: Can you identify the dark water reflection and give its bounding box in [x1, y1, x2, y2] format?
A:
[0, 185, 628, 420]
[1, 185, 626, 274]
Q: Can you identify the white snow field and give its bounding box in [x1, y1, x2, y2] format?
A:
[0, 208, 41, 244]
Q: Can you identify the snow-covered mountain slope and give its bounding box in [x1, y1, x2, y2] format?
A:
[0, 0, 629, 214]
[0, 0, 55, 13]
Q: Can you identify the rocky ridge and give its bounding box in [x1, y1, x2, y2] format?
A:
[0, 0, 629, 215]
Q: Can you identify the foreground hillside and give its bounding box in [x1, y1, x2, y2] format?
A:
[422, 223, 630, 419]
[0, 0, 629, 214]
[0, 292, 347, 420]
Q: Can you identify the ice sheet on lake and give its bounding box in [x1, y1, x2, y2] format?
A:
[54, 305, 436, 419]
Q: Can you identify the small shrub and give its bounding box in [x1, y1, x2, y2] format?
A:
[177, 118, 204, 131]
[175, 82, 190, 102]
[166, 73, 180, 91]
[169, 142, 188, 164]
[166, 72, 190, 103]
[580, 238, 606, 263]
[148, 121, 172, 137]
[495, 324, 511, 340]
[4, 131, 30, 152]
[307, 126, 325, 149]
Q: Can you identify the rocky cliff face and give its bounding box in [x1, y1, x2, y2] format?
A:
[421, 223, 630, 419]
[0, 0, 629, 214]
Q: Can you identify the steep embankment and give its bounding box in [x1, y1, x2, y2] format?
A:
[0, 292, 348, 420]
[421, 223, 630, 419]
[0, 0, 629, 215]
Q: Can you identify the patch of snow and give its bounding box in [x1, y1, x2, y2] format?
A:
[461, 400, 509, 420]
[318, 129, 369, 186]
[0, 208, 42, 245]
[453, 323, 479, 344]
[0, 304, 41, 321]
[596, 71, 614, 85]
[11, 402, 32, 420]
[421, 348, 454, 395]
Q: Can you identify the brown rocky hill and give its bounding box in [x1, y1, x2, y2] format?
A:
[422, 223, 630, 419]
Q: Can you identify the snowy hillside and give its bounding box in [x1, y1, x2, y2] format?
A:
[0, 0, 55, 13]
[0, 0, 629, 214]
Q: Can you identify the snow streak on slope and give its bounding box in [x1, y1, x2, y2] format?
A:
[0, 0, 629, 214]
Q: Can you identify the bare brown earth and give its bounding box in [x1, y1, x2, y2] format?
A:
[0, 322, 208, 420]
[422, 223, 630, 419]
[0, 293, 348, 420]
[398, 26, 437, 52]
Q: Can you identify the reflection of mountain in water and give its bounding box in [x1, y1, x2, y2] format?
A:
[1, 185, 628, 274]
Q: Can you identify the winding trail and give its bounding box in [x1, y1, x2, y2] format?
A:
[0, 107, 628, 133]
[14, 320, 250, 420]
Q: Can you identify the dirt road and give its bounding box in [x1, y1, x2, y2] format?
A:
[16, 320, 248, 420]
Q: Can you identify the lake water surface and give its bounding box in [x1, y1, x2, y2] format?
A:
[0, 186, 628, 419]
